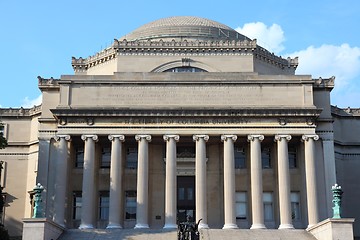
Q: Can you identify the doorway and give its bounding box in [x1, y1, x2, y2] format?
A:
[177, 176, 195, 223]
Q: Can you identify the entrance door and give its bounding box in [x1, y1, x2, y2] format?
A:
[177, 176, 195, 223]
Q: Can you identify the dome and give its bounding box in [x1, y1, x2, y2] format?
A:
[120, 16, 249, 41]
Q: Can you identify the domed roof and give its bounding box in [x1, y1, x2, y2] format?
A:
[120, 16, 249, 41]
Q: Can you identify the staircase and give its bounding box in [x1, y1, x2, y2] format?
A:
[58, 228, 317, 240]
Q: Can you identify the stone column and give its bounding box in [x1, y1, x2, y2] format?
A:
[302, 134, 320, 228]
[274, 135, 294, 229]
[79, 135, 98, 229]
[319, 132, 337, 217]
[248, 135, 266, 229]
[193, 135, 209, 229]
[163, 135, 180, 229]
[107, 135, 125, 229]
[53, 135, 71, 227]
[221, 135, 238, 229]
[134, 135, 152, 229]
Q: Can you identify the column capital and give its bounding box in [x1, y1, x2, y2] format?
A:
[302, 134, 319, 142]
[274, 134, 292, 142]
[193, 135, 209, 142]
[135, 134, 152, 142]
[81, 135, 98, 142]
[221, 135, 237, 142]
[108, 135, 125, 142]
[247, 135, 264, 142]
[54, 135, 71, 141]
[163, 135, 180, 142]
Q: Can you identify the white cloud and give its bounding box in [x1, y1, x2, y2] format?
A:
[287, 44, 360, 89]
[22, 95, 42, 108]
[235, 22, 285, 54]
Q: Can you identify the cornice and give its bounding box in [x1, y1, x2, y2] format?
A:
[331, 105, 360, 117]
[0, 105, 41, 117]
[313, 76, 335, 90]
[72, 39, 298, 73]
[38, 76, 60, 90]
[51, 108, 321, 118]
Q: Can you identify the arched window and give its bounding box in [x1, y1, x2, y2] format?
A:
[164, 67, 207, 73]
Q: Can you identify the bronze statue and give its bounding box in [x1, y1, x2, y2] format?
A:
[178, 215, 202, 240]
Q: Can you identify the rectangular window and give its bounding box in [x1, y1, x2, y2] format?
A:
[73, 192, 82, 220]
[262, 148, 271, 169]
[235, 147, 246, 169]
[101, 147, 111, 168]
[291, 192, 301, 220]
[235, 192, 247, 219]
[125, 191, 137, 220]
[178, 187, 185, 200]
[263, 192, 274, 221]
[288, 147, 297, 169]
[99, 192, 110, 220]
[126, 147, 138, 169]
[75, 147, 84, 168]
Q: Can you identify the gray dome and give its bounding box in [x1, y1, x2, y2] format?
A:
[120, 16, 249, 41]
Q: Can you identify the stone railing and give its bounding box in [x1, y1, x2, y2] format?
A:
[71, 38, 297, 72]
[0, 105, 41, 117]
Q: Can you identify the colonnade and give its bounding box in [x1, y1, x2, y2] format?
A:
[53, 133, 320, 230]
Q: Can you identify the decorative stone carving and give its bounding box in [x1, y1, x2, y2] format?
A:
[135, 135, 152, 142]
[247, 135, 264, 142]
[163, 135, 180, 142]
[193, 135, 209, 142]
[221, 135, 237, 142]
[274, 134, 292, 142]
[81, 135, 98, 142]
[302, 134, 319, 142]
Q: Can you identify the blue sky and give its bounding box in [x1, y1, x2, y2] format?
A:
[1, 0, 359, 108]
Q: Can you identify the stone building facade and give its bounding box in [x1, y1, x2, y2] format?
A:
[0, 16, 358, 238]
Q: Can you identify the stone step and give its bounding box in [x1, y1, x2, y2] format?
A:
[58, 228, 317, 240]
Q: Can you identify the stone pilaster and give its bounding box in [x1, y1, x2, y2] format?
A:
[248, 135, 266, 229]
[221, 135, 238, 229]
[193, 135, 209, 229]
[53, 135, 71, 227]
[163, 135, 180, 229]
[302, 134, 320, 228]
[79, 135, 98, 229]
[107, 135, 125, 229]
[274, 134, 294, 229]
[134, 135, 152, 229]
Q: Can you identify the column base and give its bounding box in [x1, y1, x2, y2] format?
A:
[79, 223, 94, 229]
[163, 223, 178, 229]
[106, 223, 123, 229]
[250, 223, 266, 229]
[222, 223, 238, 229]
[278, 224, 294, 229]
[198, 223, 209, 229]
[134, 223, 150, 229]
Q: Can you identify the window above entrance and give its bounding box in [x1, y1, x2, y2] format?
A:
[164, 67, 206, 73]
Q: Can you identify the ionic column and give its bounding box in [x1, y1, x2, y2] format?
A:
[274, 135, 294, 229]
[107, 135, 125, 229]
[248, 135, 266, 229]
[134, 135, 152, 229]
[302, 134, 320, 228]
[79, 135, 98, 229]
[221, 135, 238, 229]
[193, 134, 209, 229]
[53, 135, 71, 227]
[163, 135, 180, 229]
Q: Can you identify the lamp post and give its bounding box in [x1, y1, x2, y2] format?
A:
[331, 183, 343, 219]
[0, 161, 4, 226]
[33, 183, 44, 218]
